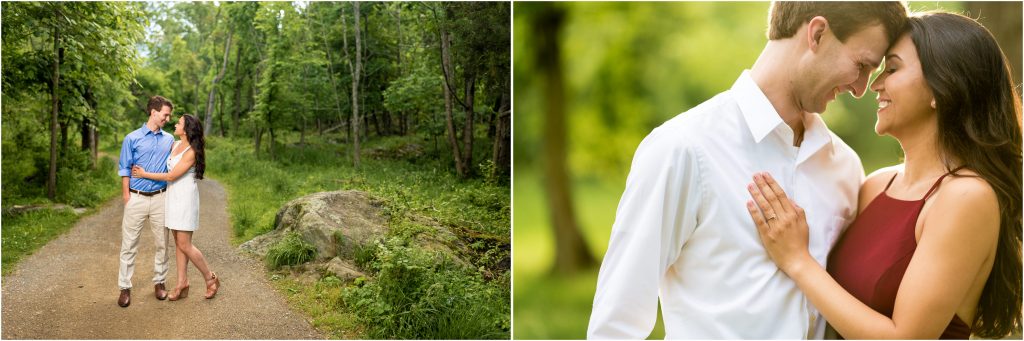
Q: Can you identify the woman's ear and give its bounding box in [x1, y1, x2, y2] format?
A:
[930, 98, 936, 109]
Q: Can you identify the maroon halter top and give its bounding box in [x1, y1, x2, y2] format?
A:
[827, 167, 972, 339]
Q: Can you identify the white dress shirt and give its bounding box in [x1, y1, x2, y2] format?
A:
[588, 70, 864, 339]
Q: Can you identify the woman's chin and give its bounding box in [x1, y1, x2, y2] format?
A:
[874, 123, 886, 136]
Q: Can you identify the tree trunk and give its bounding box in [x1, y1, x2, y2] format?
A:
[535, 6, 595, 275]
[300, 117, 306, 145]
[350, 2, 362, 168]
[322, 4, 348, 144]
[59, 101, 68, 155]
[205, 30, 233, 133]
[372, 111, 382, 137]
[254, 125, 262, 158]
[232, 44, 243, 137]
[269, 125, 275, 160]
[491, 91, 510, 179]
[218, 88, 225, 137]
[461, 71, 476, 176]
[440, 24, 466, 178]
[82, 85, 98, 169]
[48, 23, 60, 200]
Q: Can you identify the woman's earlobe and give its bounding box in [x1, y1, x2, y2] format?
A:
[930, 99, 936, 109]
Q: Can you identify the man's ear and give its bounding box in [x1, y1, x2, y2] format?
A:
[806, 16, 829, 53]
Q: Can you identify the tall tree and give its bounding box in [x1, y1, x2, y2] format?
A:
[313, 3, 349, 142]
[205, 20, 234, 133]
[533, 4, 596, 275]
[439, 17, 466, 177]
[349, 3, 362, 168]
[48, 11, 61, 200]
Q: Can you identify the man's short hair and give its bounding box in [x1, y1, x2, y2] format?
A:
[147, 96, 174, 115]
[768, 2, 908, 45]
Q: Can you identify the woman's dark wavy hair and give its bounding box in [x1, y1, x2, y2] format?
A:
[910, 12, 1022, 337]
[182, 114, 206, 180]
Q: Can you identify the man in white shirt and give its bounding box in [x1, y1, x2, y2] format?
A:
[588, 2, 908, 339]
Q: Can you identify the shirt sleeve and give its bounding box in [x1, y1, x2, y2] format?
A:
[118, 134, 133, 177]
[587, 128, 703, 339]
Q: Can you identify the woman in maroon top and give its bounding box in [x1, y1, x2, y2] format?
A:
[745, 12, 1021, 339]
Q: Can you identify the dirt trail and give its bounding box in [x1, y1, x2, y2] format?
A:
[1, 179, 323, 339]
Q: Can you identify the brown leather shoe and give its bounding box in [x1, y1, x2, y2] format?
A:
[118, 289, 131, 307]
[154, 283, 168, 300]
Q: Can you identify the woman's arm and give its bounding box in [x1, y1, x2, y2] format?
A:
[132, 150, 196, 182]
[747, 172, 998, 339]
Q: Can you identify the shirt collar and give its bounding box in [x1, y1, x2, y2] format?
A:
[732, 70, 783, 143]
[731, 70, 834, 155]
[141, 123, 164, 136]
[797, 112, 834, 164]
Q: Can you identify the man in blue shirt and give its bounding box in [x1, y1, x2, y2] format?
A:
[116, 96, 175, 307]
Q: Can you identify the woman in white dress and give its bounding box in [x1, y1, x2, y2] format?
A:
[133, 114, 220, 300]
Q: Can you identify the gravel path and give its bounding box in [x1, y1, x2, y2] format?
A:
[1, 179, 323, 339]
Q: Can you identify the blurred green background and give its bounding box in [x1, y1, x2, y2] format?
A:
[512, 2, 1022, 339]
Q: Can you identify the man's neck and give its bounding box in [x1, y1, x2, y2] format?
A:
[145, 120, 161, 133]
[750, 40, 808, 147]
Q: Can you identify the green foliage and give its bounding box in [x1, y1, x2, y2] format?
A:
[342, 238, 510, 339]
[266, 232, 319, 269]
[54, 152, 121, 207]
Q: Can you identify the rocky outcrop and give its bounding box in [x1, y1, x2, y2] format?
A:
[240, 190, 387, 260]
[240, 190, 471, 282]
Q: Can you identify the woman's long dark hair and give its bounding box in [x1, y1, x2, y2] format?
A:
[182, 114, 206, 180]
[910, 12, 1022, 337]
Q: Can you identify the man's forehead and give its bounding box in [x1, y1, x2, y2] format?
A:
[847, 25, 890, 64]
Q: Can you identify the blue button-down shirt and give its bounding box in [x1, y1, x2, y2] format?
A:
[118, 124, 174, 192]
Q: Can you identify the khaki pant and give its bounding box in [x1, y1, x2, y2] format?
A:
[117, 192, 169, 289]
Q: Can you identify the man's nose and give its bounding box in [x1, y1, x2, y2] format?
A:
[849, 72, 870, 98]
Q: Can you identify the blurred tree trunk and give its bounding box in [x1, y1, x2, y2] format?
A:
[535, 5, 596, 275]
[967, 2, 1022, 86]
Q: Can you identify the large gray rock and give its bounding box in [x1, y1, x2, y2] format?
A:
[240, 190, 388, 260]
[239, 190, 472, 280]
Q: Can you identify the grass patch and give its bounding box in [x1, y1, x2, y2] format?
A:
[268, 273, 365, 339]
[266, 232, 319, 269]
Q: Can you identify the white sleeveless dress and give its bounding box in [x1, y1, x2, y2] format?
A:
[164, 141, 199, 231]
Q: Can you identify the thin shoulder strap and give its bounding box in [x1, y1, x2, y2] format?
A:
[883, 171, 899, 191]
[921, 165, 969, 201]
